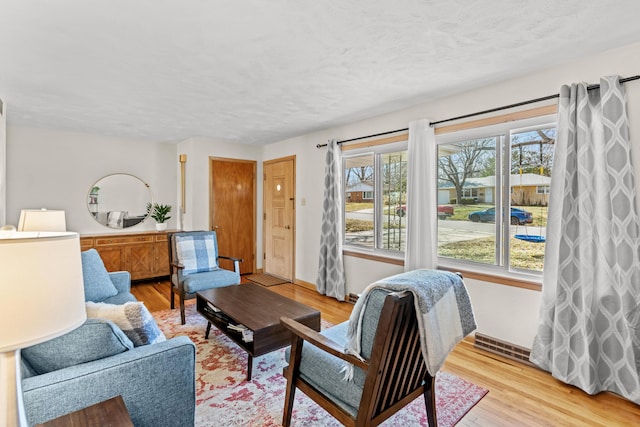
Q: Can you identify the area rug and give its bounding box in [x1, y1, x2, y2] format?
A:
[246, 273, 290, 287]
[154, 305, 488, 426]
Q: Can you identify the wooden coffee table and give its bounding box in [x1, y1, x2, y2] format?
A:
[196, 283, 321, 380]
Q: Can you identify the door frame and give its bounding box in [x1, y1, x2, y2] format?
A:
[263, 155, 296, 281]
[209, 156, 257, 274]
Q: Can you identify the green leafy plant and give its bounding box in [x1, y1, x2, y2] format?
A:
[150, 203, 172, 223]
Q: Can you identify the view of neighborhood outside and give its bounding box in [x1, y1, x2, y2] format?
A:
[344, 150, 407, 252]
[343, 124, 555, 274]
[437, 126, 555, 272]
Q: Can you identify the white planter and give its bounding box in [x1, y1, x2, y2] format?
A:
[155, 222, 168, 231]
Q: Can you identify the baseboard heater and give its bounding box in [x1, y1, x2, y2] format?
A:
[347, 293, 359, 304]
[474, 333, 534, 366]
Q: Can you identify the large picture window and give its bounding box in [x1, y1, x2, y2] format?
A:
[436, 116, 556, 276]
[343, 142, 408, 254]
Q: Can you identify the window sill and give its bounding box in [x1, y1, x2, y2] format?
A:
[342, 249, 542, 291]
[343, 249, 404, 266]
[437, 265, 542, 292]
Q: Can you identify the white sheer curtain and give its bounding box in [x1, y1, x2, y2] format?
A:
[316, 139, 346, 301]
[404, 119, 437, 271]
[530, 76, 640, 403]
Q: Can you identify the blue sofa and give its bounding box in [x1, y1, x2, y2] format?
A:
[21, 249, 196, 426]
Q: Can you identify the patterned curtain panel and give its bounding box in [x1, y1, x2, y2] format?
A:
[530, 76, 640, 403]
[317, 139, 346, 301]
[404, 119, 437, 271]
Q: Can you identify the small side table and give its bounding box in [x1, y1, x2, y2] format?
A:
[36, 396, 133, 427]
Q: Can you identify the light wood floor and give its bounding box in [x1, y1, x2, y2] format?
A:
[132, 279, 640, 426]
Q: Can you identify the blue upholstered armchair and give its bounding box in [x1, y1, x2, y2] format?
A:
[169, 231, 243, 324]
[21, 249, 196, 426]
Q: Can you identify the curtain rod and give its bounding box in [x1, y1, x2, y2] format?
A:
[316, 74, 640, 148]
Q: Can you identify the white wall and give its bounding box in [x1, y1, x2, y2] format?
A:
[263, 40, 640, 348]
[6, 127, 177, 233]
[176, 136, 263, 267]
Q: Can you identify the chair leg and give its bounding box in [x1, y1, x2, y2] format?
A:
[180, 295, 186, 325]
[282, 335, 303, 427]
[423, 374, 437, 427]
[170, 286, 175, 309]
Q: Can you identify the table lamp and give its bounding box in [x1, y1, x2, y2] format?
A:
[17, 209, 66, 232]
[0, 232, 86, 426]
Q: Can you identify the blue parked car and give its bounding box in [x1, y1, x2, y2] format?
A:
[468, 207, 533, 225]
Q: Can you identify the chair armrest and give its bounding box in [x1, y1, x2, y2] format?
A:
[108, 271, 131, 294]
[23, 336, 196, 427]
[218, 255, 243, 275]
[218, 255, 243, 262]
[280, 317, 369, 370]
[171, 261, 184, 269]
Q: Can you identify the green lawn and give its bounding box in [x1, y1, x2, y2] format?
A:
[345, 201, 546, 271]
[438, 235, 545, 271]
[345, 202, 373, 212]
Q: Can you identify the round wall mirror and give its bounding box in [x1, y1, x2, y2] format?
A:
[87, 173, 152, 229]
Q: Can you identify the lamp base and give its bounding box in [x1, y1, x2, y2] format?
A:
[1, 349, 28, 427]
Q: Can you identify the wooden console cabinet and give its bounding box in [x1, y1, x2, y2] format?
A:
[80, 230, 172, 281]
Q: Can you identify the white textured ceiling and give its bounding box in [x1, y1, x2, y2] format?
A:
[2, 1, 640, 145]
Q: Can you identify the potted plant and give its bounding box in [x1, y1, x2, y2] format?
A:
[150, 203, 172, 231]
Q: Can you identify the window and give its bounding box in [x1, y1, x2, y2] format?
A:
[461, 188, 479, 200]
[537, 185, 550, 194]
[436, 116, 556, 276]
[343, 142, 408, 254]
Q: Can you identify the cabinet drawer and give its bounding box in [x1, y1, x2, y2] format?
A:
[154, 234, 168, 243]
[95, 235, 154, 245]
[80, 237, 94, 251]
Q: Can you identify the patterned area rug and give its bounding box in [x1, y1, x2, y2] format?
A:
[245, 273, 290, 287]
[154, 305, 488, 426]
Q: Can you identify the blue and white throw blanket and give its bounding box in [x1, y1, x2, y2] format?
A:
[345, 269, 477, 379]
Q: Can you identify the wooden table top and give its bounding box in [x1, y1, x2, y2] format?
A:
[197, 283, 320, 331]
[36, 396, 133, 427]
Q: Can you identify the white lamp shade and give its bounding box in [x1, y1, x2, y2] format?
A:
[17, 209, 66, 232]
[0, 232, 86, 352]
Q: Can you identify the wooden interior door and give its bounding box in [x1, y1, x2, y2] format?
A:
[210, 157, 256, 275]
[263, 156, 295, 281]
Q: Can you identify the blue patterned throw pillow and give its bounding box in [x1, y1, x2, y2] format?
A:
[175, 234, 219, 276]
[86, 301, 166, 347]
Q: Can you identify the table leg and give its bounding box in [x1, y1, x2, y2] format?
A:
[247, 354, 253, 381]
[205, 322, 211, 339]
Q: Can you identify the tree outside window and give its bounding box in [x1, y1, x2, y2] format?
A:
[436, 120, 556, 275]
[343, 147, 408, 253]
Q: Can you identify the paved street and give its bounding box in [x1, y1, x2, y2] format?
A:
[345, 209, 546, 248]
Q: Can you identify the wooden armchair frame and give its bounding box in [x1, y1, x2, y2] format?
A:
[168, 231, 243, 324]
[280, 291, 437, 427]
